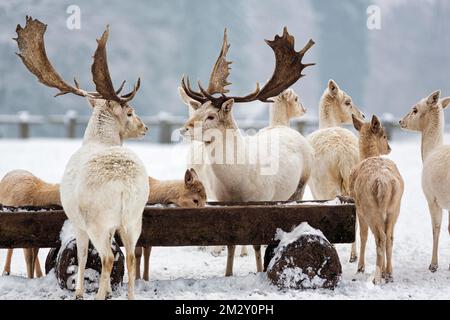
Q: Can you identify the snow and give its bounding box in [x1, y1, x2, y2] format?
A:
[0, 137, 450, 299]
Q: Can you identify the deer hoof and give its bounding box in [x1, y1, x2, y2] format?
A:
[349, 255, 358, 263]
[2, 271, 10, 276]
[357, 266, 365, 273]
[429, 264, 438, 272]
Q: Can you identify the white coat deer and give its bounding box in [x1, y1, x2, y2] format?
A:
[180, 27, 315, 276]
[399, 90, 450, 272]
[307, 80, 365, 262]
[15, 17, 149, 299]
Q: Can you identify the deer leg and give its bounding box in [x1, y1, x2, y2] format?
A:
[349, 217, 358, 263]
[33, 248, 43, 278]
[143, 246, 152, 281]
[427, 200, 442, 272]
[134, 247, 142, 280]
[120, 226, 140, 300]
[253, 245, 263, 272]
[24, 248, 34, 279]
[89, 229, 115, 300]
[225, 245, 236, 277]
[240, 246, 248, 257]
[357, 215, 368, 273]
[373, 227, 386, 285]
[74, 228, 89, 300]
[3, 249, 13, 276]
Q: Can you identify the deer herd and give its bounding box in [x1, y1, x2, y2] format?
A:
[0, 16, 448, 299]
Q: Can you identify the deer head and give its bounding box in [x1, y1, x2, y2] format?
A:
[173, 169, 207, 207]
[321, 79, 365, 126]
[15, 17, 148, 140]
[272, 88, 306, 119]
[179, 27, 314, 140]
[353, 114, 391, 157]
[399, 90, 450, 132]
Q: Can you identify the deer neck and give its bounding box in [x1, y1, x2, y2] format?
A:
[83, 107, 123, 146]
[204, 118, 244, 167]
[421, 110, 444, 162]
[270, 102, 290, 126]
[35, 183, 61, 206]
[148, 177, 182, 204]
[319, 97, 344, 129]
[359, 136, 380, 160]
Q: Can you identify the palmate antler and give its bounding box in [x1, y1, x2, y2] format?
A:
[15, 16, 140, 104]
[182, 27, 315, 108]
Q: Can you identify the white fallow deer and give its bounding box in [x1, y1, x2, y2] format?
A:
[399, 90, 450, 272]
[15, 17, 149, 299]
[178, 87, 305, 258]
[350, 115, 404, 284]
[179, 27, 315, 276]
[307, 80, 365, 262]
[0, 169, 59, 278]
[135, 168, 207, 281]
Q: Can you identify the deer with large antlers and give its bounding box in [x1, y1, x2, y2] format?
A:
[15, 17, 149, 299]
[179, 27, 315, 276]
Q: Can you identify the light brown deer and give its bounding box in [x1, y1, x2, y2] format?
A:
[399, 90, 450, 272]
[0, 170, 59, 278]
[180, 27, 314, 276]
[350, 115, 404, 284]
[135, 168, 206, 281]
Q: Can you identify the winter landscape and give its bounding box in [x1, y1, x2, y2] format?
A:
[0, 137, 449, 300]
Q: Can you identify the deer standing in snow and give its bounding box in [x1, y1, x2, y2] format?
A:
[16, 17, 148, 299]
[0, 170, 59, 278]
[307, 80, 365, 262]
[179, 27, 315, 276]
[350, 115, 404, 284]
[135, 168, 206, 281]
[399, 90, 450, 272]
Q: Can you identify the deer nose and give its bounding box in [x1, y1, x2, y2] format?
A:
[362, 113, 366, 119]
[144, 125, 149, 132]
[179, 127, 188, 135]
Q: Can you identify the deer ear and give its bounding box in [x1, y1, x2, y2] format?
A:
[426, 90, 441, 107]
[178, 87, 202, 110]
[328, 79, 339, 96]
[371, 115, 381, 133]
[221, 99, 234, 113]
[352, 114, 364, 131]
[184, 169, 194, 186]
[441, 97, 450, 109]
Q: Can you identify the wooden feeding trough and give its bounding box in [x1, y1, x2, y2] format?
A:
[0, 198, 356, 248]
[0, 198, 355, 290]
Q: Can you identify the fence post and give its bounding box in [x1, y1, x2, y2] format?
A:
[18, 111, 30, 139]
[65, 110, 78, 138]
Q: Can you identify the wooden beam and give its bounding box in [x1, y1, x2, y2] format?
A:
[0, 202, 356, 248]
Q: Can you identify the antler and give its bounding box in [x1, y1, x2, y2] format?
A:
[91, 26, 141, 104]
[181, 26, 315, 107]
[15, 16, 95, 98]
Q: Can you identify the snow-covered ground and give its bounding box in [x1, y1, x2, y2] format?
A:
[0, 137, 449, 300]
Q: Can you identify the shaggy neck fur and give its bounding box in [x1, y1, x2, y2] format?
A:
[148, 177, 183, 204]
[83, 106, 123, 146]
[421, 109, 444, 161]
[319, 93, 345, 129]
[359, 132, 381, 160]
[270, 101, 290, 126]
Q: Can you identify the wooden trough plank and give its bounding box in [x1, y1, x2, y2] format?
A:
[0, 202, 356, 248]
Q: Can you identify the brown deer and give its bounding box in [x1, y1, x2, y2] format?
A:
[180, 27, 315, 276]
[135, 168, 206, 281]
[0, 170, 59, 278]
[350, 115, 404, 284]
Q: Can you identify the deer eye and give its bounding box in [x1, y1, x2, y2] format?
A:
[127, 112, 133, 117]
[412, 108, 418, 114]
[294, 97, 298, 102]
[345, 101, 351, 106]
[206, 115, 215, 121]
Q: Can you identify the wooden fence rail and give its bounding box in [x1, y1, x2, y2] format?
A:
[0, 111, 400, 142]
[0, 201, 356, 248]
